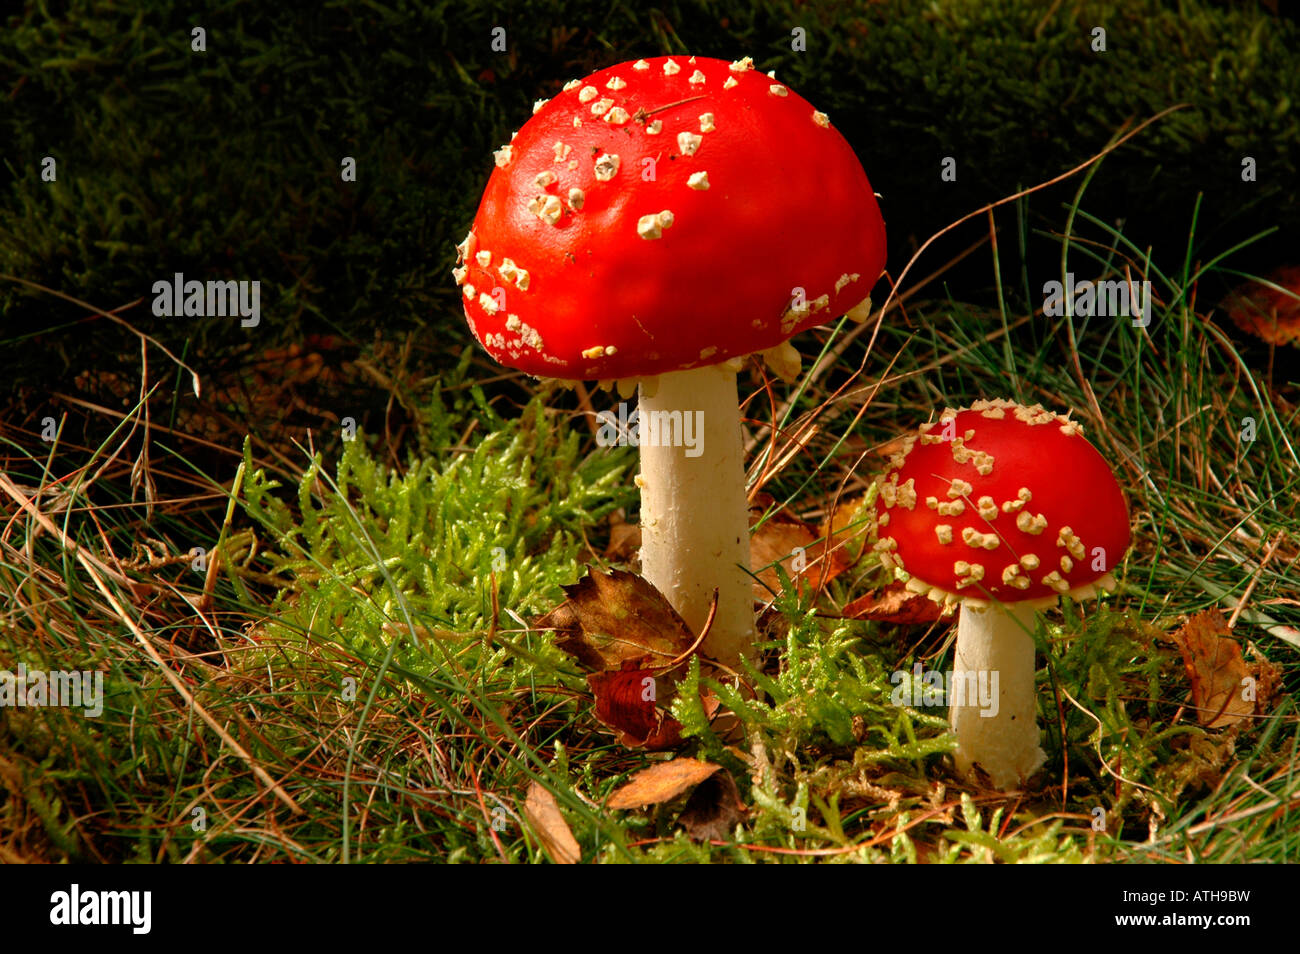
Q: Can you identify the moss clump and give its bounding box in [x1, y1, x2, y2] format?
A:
[238, 374, 635, 678]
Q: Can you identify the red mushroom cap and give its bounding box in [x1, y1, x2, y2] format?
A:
[454, 55, 887, 380]
[873, 399, 1131, 608]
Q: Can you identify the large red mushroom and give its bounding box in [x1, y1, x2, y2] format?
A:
[456, 55, 887, 668]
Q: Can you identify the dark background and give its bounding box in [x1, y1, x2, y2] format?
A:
[2, 0, 1297, 440]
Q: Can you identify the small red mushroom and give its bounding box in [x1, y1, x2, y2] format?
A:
[873, 399, 1131, 788]
[455, 55, 887, 668]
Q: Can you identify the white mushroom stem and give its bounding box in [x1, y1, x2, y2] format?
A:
[950, 601, 1046, 789]
[637, 364, 756, 668]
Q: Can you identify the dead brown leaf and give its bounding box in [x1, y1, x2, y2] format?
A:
[750, 499, 851, 599]
[588, 663, 683, 750]
[678, 770, 746, 841]
[1171, 610, 1254, 728]
[1223, 264, 1300, 347]
[607, 757, 722, 810]
[536, 567, 721, 751]
[843, 580, 950, 625]
[603, 509, 642, 563]
[538, 567, 697, 672]
[522, 781, 581, 864]
[819, 493, 875, 564]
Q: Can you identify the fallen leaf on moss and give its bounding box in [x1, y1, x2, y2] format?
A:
[843, 580, 949, 624]
[678, 770, 746, 841]
[537, 568, 703, 750]
[522, 781, 581, 864]
[750, 498, 851, 598]
[588, 663, 683, 750]
[538, 567, 697, 672]
[1171, 610, 1254, 728]
[607, 757, 722, 810]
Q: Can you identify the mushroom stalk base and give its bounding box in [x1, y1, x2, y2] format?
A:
[638, 366, 755, 668]
[950, 602, 1046, 789]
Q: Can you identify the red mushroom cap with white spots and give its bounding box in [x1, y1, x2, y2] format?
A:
[454, 55, 887, 380]
[873, 399, 1131, 609]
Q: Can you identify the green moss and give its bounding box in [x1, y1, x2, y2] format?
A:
[238, 366, 635, 678]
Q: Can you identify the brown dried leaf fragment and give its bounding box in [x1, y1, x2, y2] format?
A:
[607, 757, 722, 810]
[1171, 610, 1255, 728]
[1222, 264, 1300, 347]
[588, 662, 683, 750]
[538, 567, 696, 671]
[750, 498, 851, 598]
[522, 781, 582, 864]
[678, 769, 746, 841]
[843, 580, 949, 624]
[820, 493, 875, 564]
[603, 510, 642, 562]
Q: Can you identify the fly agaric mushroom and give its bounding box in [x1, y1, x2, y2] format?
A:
[455, 55, 887, 668]
[873, 399, 1131, 789]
